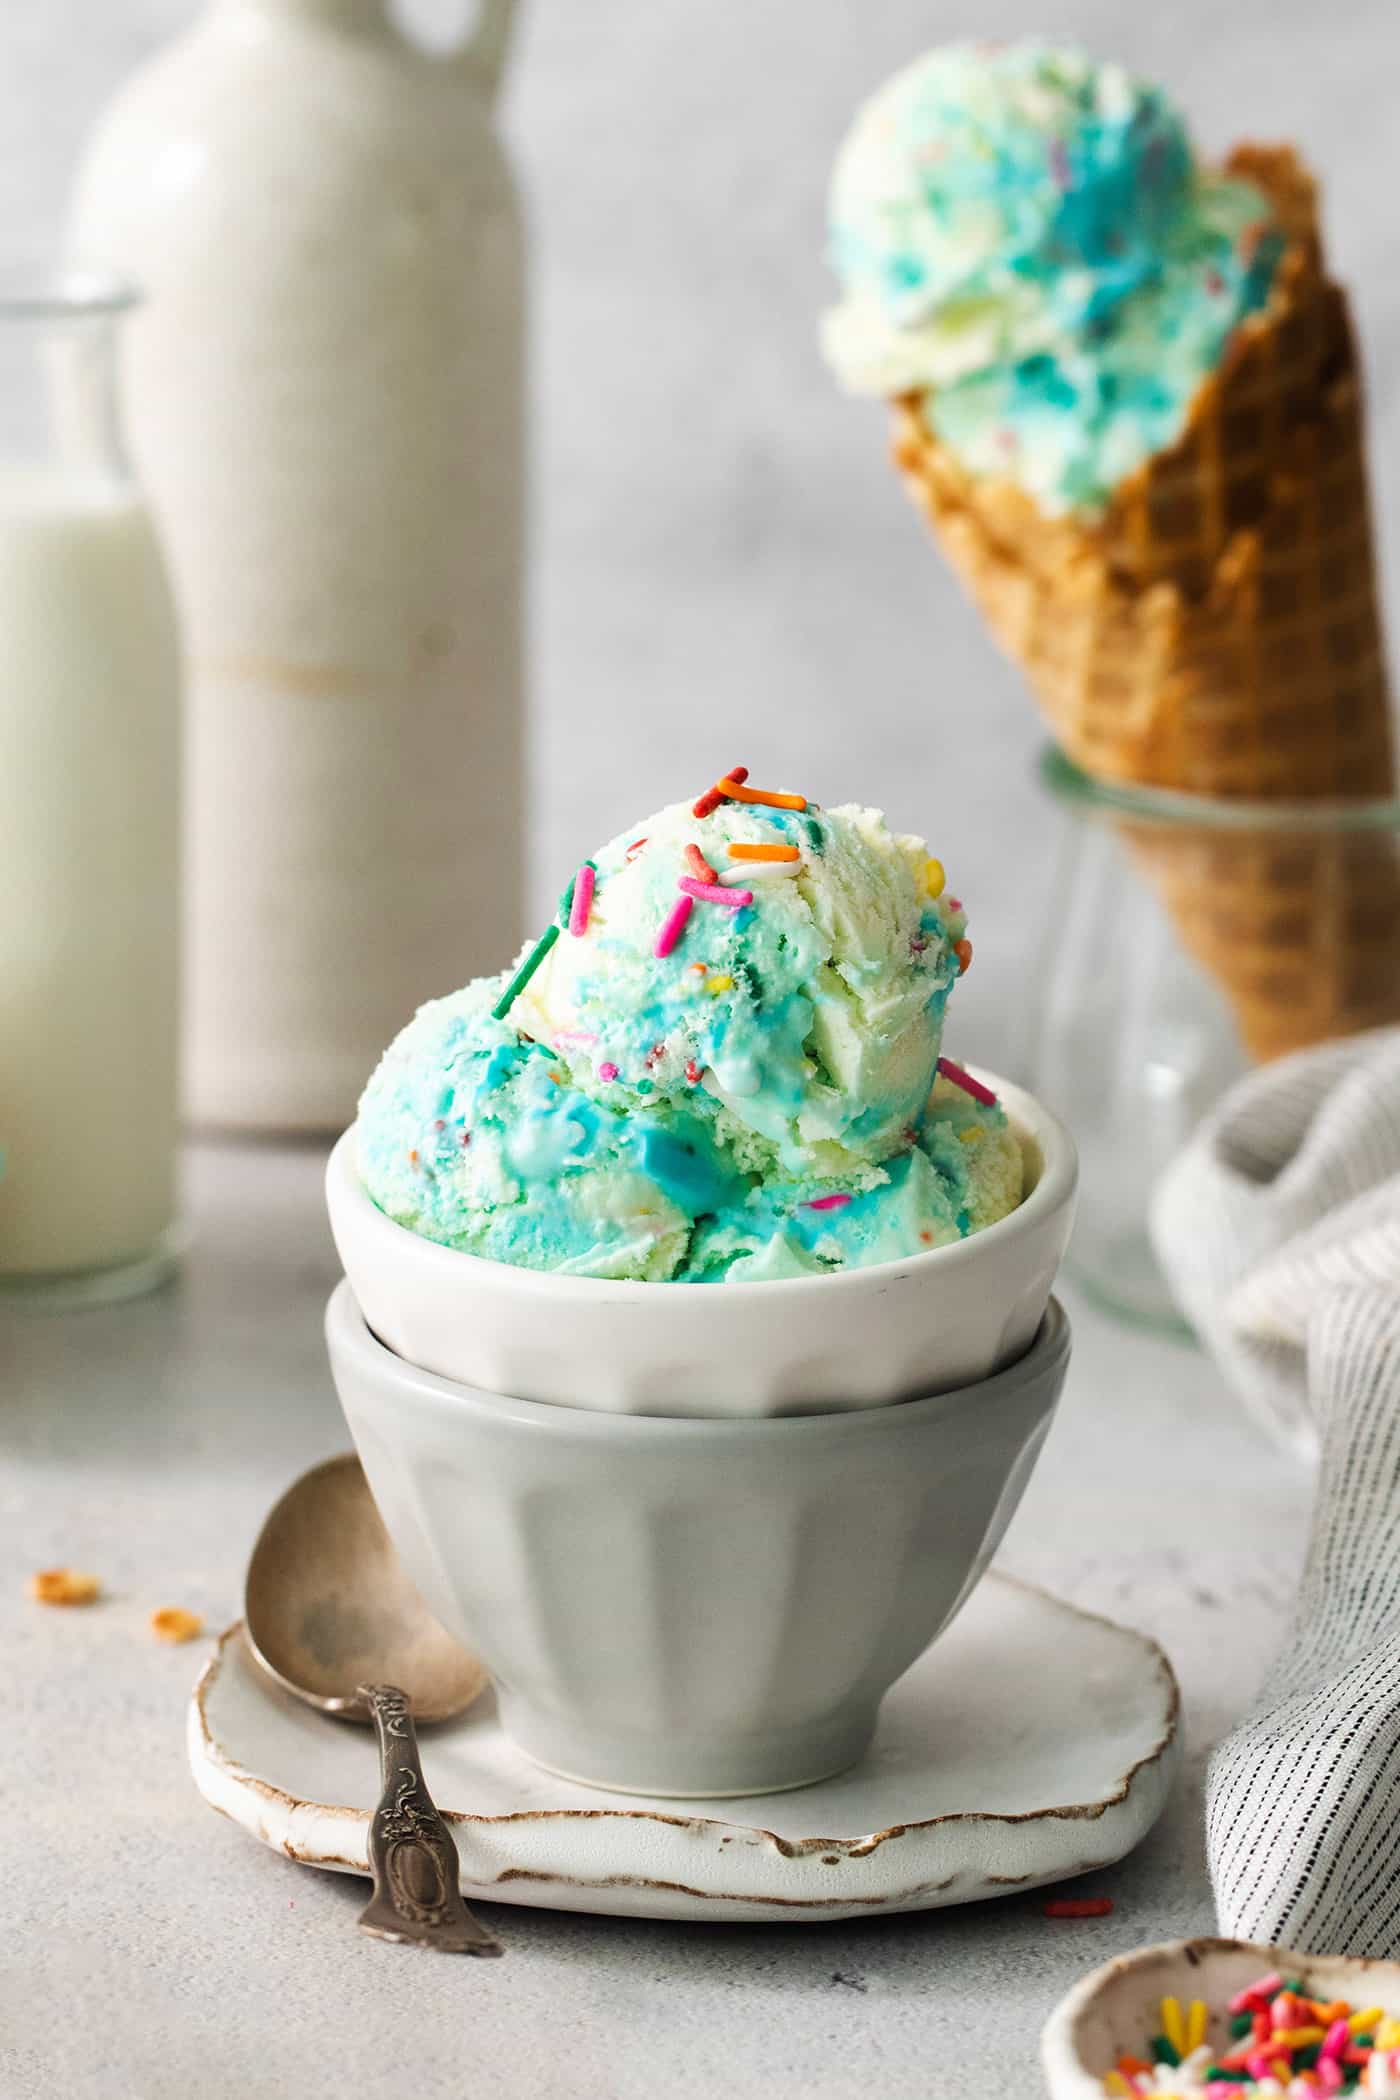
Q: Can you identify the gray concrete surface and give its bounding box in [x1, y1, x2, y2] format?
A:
[4, 1142, 1310, 2096]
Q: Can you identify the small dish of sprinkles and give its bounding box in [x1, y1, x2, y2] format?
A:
[1102, 1972, 1400, 2096]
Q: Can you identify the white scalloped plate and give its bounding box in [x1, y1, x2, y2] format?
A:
[189, 1571, 1179, 1924]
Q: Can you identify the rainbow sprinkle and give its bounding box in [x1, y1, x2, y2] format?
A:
[805, 1192, 853, 1212]
[693, 765, 748, 820]
[1103, 1972, 1400, 2096]
[936, 1057, 998, 1108]
[719, 777, 808, 812]
[654, 893, 694, 959]
[491, 922, 559, 1020]
[729, 842, 799, 862]
[597, 1060, 620, 1083]
[568, 862, 596, 938]
[720, 860, 797, 884]
[678, 876, 753, 909]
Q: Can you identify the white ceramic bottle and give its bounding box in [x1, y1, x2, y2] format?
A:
[71, 0, 524, 1132]
[0, 276, 181, 1299]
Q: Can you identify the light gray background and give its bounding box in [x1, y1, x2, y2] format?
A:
[5, 0, 1398, 1047]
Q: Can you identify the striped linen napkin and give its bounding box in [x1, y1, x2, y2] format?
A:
[1152, 1026, 1400, 1956]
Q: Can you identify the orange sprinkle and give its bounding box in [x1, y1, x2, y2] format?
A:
[1117, 2058, 1151, 2079]
[719, 778, 807, 812]
[685, 842, 718, 884]
[728, 843, 800, 862]
[408, 1148, 419, 1164]
[954, 938, 973, 975]
[690, 961, 708, 974]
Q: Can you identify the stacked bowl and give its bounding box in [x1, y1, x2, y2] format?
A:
[325, 1073, 1077, 1797]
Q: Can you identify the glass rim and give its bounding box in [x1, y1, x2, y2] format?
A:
[1039, 742, 1400, 834]
[0, 264, 141, 322]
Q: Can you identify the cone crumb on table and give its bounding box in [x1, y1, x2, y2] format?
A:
[823, 43, 1400, 1062]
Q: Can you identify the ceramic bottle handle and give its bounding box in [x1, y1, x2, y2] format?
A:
[356, 1683, 502, 1955]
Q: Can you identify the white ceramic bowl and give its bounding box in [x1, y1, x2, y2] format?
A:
[1042, 1938, 1400, 2098]
[326, 1281, 1072, 1797]
[325, 1070, 1076, 1416]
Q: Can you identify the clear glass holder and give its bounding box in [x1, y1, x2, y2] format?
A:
[1019, 745, 1400, 1333]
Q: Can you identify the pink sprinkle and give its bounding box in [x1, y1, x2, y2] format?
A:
[937, 1057, 997, 1107]
[1229, 1977, 1282, 2015]
[805, 1193, 853, 1212]
[677, 877, 753, 908]
[554, 1029, 598, 1048]
[945, 896, 963, 913]
[1321, 2021, 1351, 2063]
[1318, 2058, 1344, 2092]
[654, 893, 694, 958]
[597, 1061, 620, 1082]
[568, 862, 595, 938]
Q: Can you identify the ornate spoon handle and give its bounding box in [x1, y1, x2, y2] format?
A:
[356, 1683, 502, 1956]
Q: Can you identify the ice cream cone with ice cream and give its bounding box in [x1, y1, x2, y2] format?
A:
[822, 43, 1399, 1060]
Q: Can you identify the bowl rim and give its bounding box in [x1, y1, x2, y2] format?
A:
[327, 1065, 1077, 1304]
[327, 1281, 1070, 1442]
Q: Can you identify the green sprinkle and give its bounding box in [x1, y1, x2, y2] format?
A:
[558, 875, 577, 924]
[1151, 2037, 1180, 2067]
[491, 922, 560, 1021]
[1207, 2073, 1240, 2084]
[1230, 2014, 1254, 2040]
[1355, 2035, 1375, 2051]
[803, 816, 824, 849]
[1295, 2044, 1321, 2072]
[635, 1078, 653, 1094]
[1283, 1979, 1309, 1996]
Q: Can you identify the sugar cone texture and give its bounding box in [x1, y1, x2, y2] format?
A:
[891, 144, 1400, 1058]
[1125, 818, 1400, 1062]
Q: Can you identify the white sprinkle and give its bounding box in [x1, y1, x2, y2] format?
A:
[719, 861, 799, 884]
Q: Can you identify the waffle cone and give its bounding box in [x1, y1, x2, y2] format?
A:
[890, 144, 1400, 1057]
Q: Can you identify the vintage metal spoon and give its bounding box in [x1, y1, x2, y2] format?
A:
[243, 1452, 500, 1955]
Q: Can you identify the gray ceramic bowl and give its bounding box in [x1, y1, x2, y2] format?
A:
[326, 1282, 1071, 1797]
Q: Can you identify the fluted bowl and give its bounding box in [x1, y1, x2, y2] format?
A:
[326, 1281, 1071, 1796]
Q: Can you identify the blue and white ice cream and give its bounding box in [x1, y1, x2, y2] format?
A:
[357, 785, 1023, 1282]
[822, 42, 1284, 514]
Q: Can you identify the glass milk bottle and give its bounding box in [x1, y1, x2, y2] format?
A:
[72, 0, 524, 1134]
[0, 275, 181, 1301]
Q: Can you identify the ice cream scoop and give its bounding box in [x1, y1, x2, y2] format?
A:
[823, 41, 1283, 513]
[357, 970, 745, 1281]
[513, 790, 964, 1174]
[356, 770, 1021, 1284]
